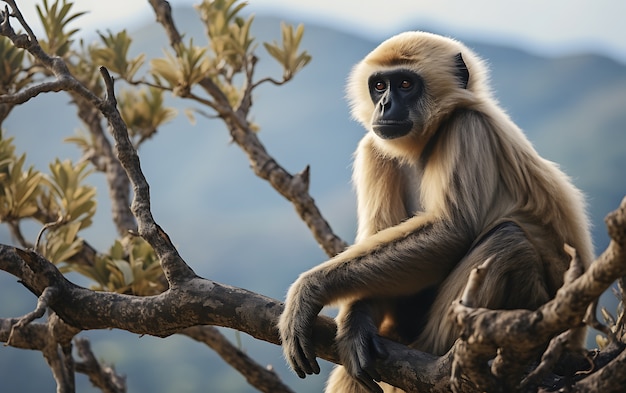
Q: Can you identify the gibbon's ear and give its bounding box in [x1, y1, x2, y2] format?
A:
[454, 52, 469, 89]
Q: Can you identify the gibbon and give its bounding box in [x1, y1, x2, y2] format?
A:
[278, 31, 594, 393]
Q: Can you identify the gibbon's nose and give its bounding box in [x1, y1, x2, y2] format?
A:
[378, 94, 407, 121]
[378, 90, 391, 113]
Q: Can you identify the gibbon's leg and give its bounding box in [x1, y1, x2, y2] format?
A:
[330, 292, 437, 393]
[327, 301, 401, 393]
[331, 300, 388, 392]
[414, 221, 552, 356]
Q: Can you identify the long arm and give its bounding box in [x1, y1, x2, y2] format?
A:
[299, 212, 472, 303]
[279, 109, 502, 380]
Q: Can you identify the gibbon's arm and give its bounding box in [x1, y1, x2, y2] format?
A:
[279, 109, 502, 378]
[300, 213, 472, 301]
[279, 213, 473, 377]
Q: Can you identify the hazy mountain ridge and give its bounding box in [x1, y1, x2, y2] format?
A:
[1, 8, 625, 392]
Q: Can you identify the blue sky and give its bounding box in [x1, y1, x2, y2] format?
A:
[18, 0, 626, 63]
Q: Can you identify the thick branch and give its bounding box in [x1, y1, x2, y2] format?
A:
[0, 243, 452, 391]
[450, 196, 626, 391]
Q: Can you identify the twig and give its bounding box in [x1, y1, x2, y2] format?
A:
[251, 76, 291, 89]
[75, 337, 126, 393]
[584, 299, 617, 342]
[6, 286, 58, 346]
[182, 326, 295, 393]
[35, 215, 64, 252]
[0, 79, 67, 104]
[2, 0, 38, 44]
[42, 314, 77, 393]
[98, 66, 197, 285]
[520, 330, 571, 390]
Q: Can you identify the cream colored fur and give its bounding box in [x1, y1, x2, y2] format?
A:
[279, 31, 594, 393]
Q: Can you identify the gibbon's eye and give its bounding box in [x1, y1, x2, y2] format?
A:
[400, 79, 412, 89]
[374, 81, 386, 91]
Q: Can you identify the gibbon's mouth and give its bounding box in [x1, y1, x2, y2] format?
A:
[372, 120, 413, 140]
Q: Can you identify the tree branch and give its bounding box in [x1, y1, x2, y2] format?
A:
[450, 196, 626, 392]
[2, 2, 626, 392]
[71, 96, 137, 237]
[146, 0, 348, 258]
[0, 242, 457, 391]
[181, 326, 295, 393]
[74, 337, 127, 393]
[98, 66, 196, 285]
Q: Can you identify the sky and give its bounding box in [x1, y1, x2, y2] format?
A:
[15, 0, 626, 63]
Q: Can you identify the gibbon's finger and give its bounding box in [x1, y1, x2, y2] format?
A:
[290, 359, 306, 379]
[291, 338, 309, 378]
[293, 336, 320, 376]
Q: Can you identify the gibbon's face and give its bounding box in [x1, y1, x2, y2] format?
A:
[367, 68, 424, 140]
[349, 32, 483, 151]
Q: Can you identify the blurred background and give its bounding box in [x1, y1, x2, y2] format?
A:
[1, 0, 625, 391]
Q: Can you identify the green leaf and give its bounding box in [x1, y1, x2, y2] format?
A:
[41, 223, 84, 264]
[112, 259, 135, 286]
[150, 39, 212, 94]
[263, 23, 311, 80]
[43, 159, 96, 229]
[0, 136, 43, 221]
[36, 0, 87, 56]
[90, 30, 145, 80]
[0, 36, 31, 94]
[196, 0, 256, 72]
[118, 87, 177, 145]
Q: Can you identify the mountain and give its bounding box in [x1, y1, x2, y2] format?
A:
[1, 7, 625, 392]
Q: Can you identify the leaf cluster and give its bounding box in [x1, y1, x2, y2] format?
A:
[150, 0, 311, 109]
[0, 132, 95, 261]
[36, 0, 85, 56]
[263, 23, 311, 81]
[0, 0, 314, 308]
[36, 159, 96, 264]
[151, 38, 212, 96]
[118, 86, 177, 146]
[40, 158, 96, 230]
[0, 133, 42, 221]
[0, 36, 31, 95]
[66, 237, 165, 296]
[196, 0, 255, 74]
[0, 132, 164, 294]
[90, 30, 145, 81]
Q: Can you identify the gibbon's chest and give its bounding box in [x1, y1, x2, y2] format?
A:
[400, 163, 424, 216]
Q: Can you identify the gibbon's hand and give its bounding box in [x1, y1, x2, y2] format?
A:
[336, 302, 388, 393]
[278, 278, 323, 378]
